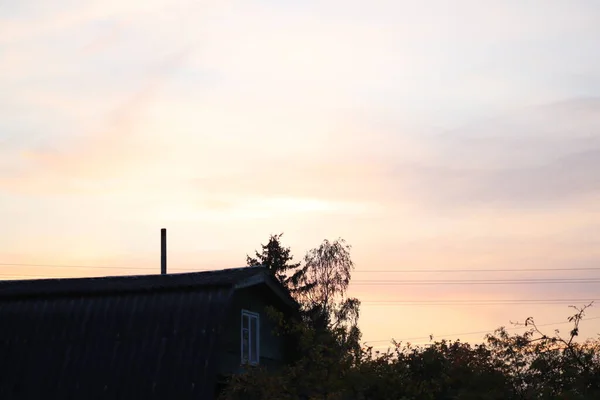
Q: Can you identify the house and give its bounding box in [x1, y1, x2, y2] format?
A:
[0, 266, 299, 400]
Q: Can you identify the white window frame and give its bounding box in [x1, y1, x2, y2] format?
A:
[241, 309, 260, 366]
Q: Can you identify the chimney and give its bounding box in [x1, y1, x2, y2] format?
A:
[161, 228, 167, 275]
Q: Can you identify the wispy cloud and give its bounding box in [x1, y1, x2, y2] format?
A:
[1, 0, 600, 343]
[0, 48, 191, 194]
[394, 149, 600, 208]
[387, 99, 600, 210]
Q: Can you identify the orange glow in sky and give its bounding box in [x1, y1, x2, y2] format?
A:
[1, 0, 600, 345]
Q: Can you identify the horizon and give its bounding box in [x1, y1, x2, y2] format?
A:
[2, 257, 598, 348]
[1, 0, 600, 346]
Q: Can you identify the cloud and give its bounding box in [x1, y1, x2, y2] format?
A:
[1, 0, 600, 347]
[79, 20, 124, 55]
[191, 160, 389, 203]
[0, 0, 182, 45]
[387, 98, 600, 209]
[396, 149, 600, 208]
[151, 196, 378, 223]
[0, 48, 191, 195]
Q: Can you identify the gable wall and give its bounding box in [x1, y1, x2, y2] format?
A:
[0, 287, 231, 400]
[218, 285, 292, 375]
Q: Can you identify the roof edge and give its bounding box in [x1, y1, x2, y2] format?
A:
[0, 267, 267, 300]
[234, 271, 299, 310]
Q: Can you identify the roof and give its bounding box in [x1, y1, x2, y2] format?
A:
[0, 266, 293, 303]
[0, 266, 298, 399]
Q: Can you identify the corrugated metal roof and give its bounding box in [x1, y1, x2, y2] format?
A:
[0, 266, 266, 299]
[0, 266, 274, 399]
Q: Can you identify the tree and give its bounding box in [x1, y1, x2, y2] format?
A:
[221, 300, 600, 400]
[231, 236, 364, 399]
[293, 238, 359, 329]
[246, 233, 301, 288]
[233, 237, 599, 398]
[484, 302, 600, 399]
[246, 235, 360, 333]
[283, 238, 364, 371]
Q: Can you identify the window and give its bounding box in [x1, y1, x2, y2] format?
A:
[241, 310, 260, 365]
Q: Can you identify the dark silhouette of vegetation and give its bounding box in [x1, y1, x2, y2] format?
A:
[295, 238, 359, 330]
[232, 235, 600, 399]
[246, 233, 302, 288]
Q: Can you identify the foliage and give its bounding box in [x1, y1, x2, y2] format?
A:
[237, 236, 363, 397]
[222, 303, 600, 400]
[247, 235, 360, 332]
[234, 236, 600, 399]
[293, 238, 358, 328]
[483, 303, 600, 399]
[246, 233, 301, 288]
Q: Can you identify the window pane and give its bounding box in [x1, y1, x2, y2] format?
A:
[250, 316, 258, 364]
[242, 313, 250, 364]
[242, 328, 249, 363]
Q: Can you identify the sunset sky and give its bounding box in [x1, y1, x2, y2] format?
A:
[1, 0, 600, 346]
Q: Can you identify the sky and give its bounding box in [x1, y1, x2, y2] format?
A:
[1, 0, 600, 347]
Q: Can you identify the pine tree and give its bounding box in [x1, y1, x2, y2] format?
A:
[246, 233, 301, 288]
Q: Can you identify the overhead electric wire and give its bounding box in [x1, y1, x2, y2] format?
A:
[2, 273, 598, 286]
[352, 267, 600, 273]
[0, 273, 73, 279]
[1, 269, 599, 287]
[0, 263, 214, 271]
[363, 304, 598, 307]
[364, 298, 597, 303]
[365, 316, 600, 345]
[0, 272, 161, 279]
[1, 262, 600, 274]
[350, 278, 600, 286]
[362, 298, 599, 306]
[4, 266, 598, 346]
[2, 263, 599, 289]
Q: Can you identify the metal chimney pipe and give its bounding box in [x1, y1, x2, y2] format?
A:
[161, 228, 167, 275]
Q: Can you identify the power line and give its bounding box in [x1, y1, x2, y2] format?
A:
[363, 299, 597, 303]
[0, 274, 595, 306]
[4, 264, 596, 343]
[365, 316, 600, 345]
[352, 267, 600, 273]
[2, 276, 598, 285]
[362, 299, 598, 306]
[0, 273, 595, 306]
[361, 303, 596, 307]
[0, 263, 216, 271]
[1, 263, 600, 273]
[356, 278, 600, 282]
[351, 278, 600, 286]
[2, 272, 599, 286]
[0, 272, 164, 279]
[0, 272, 166, 279]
